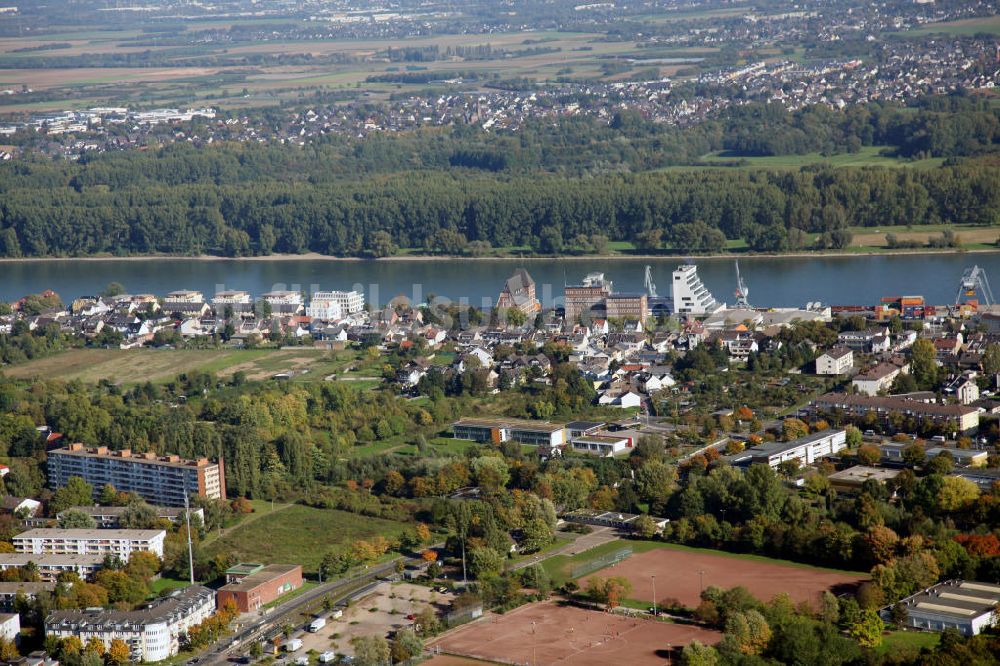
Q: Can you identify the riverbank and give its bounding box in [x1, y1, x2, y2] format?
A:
[2, 246, 1000, 264]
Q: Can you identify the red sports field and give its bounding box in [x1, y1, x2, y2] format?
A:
[429, 601, 721, 665]
[590, 547, 866, 608]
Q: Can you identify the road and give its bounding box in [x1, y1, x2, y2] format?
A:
[198, 558, 409, 666]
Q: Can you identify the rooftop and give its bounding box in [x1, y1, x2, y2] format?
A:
[15, 528, 165, 541]
[895, 580, 1000, 621]
[827, 465, 901, 485]
[452, 418, 565, 433]
[47, 584, 214, 627]
[52, 445, 216, 470]
[219, 564, 301, 593]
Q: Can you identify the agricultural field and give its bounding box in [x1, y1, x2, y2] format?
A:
[904, 15, 1000, 36]
[0, 347, 361, 384]
[202, 504, 412, 574]
[0, 27, 674, 110]
[584, 541, 867, 609]
[848, 224, 1000, 250]
[428, 600, 721, 666]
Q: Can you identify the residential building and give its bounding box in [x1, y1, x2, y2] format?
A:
[216, 563, 303, 613]
[496, 269, 541, 315]
[884, 580, 1000, 636]
[14, 529, 166, 559]
[0, 554, 105, 581]
[837, 330, 891, 353]
[745, 429, 847, 468]
[307, 290, 363, 317]
[813, 393, 980, 434]
[0, 582, 57, 611]
[852, 363, 904, 396]
[48, 444, 225, 507]
[259, 291, 302, 305]
[671, 264, 721, 316]
[304, 294, 342, 321]
[570, 434, 632, 457]
[946, 372, 980, 405]
[57, 506, 204, 529]
[815, 348, 854, 375]
[211, 291, 252, 305]
[45, 585, 216, 662]
[1, 497, 42, 519]
[163, 291, 204, 303]
[451, 418, 566, 447]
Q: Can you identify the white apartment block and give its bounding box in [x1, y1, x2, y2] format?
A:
[0, 554, 105, 582]
[260, 291, 303, 305]
[816, 347, 853, 375]
[309, 290, 364, 315]
[46, 585, 216, 662]
[14, 529, 166, 559]
[671, 264, 722, 315]
[211, 291, 253, 305]
[164, 290, 204, 303]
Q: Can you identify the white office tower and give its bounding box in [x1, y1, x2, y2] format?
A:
[672, 264, 723, 315]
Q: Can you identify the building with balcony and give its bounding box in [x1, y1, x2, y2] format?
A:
[45, 585, 216, 662]
[671, 264, 722, 316]
[14, 529, 165, 559]
[0, 554, 105, 582]
[47, 445, 225, 507]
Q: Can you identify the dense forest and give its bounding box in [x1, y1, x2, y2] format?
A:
[1, 97, 999, 258]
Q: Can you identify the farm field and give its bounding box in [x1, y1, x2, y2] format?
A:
[904, 15, 1000, 36]
[1, 348, 358, 384]
[429, 600, 721, 666]
[587, 543, 867, 609]
[202, 505, 412, 574]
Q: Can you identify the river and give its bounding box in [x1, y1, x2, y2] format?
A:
[1, 253, 999, 309]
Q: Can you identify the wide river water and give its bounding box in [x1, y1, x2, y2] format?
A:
[2, 253, 999, 309]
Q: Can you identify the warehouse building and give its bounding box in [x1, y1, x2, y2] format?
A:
[885, 580, 1000, 636]
[216, 563, 303, 613]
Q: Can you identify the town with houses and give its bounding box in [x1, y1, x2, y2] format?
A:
[1, 31, 996, 162]
[0, 262, 999, 663]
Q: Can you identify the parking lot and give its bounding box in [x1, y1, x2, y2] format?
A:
[285, 582, 455, 659]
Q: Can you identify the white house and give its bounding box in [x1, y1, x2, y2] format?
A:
[816, 347, 854, 375]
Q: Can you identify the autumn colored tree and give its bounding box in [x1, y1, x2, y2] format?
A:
[421, 549, 438, 563]
[107, 639, 130, 666]
[857, 444, 881, 466]
[849, 608, 884, 648]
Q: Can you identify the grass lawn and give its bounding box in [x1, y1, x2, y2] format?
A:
[903, 16, 1000, 36]
[1, 348, 356, 384]
[149, 575, 190, 596]
[263, 580, 319, 609]
[876, 630, 940, 655]
[202, 505, 412, 574]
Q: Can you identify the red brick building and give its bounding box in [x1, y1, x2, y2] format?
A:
[216, 563, 303, 613]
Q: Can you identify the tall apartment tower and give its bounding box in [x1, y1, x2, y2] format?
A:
[671, 264, 722, 315]
[47, 445, 226, 507]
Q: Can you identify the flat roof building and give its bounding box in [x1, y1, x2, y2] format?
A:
[0, 553, 105, 582]
[0, 582, 57, 610]
[745, 429, 847, 469]
[48, 444, 225, 507]
[884, 580, 1000, 636]
[827, 466, 901, 493]
[452, 418, 566, 447]
[14, 528, 165, 559]
[570, 434, 632, 457]
[216, 563, 303, 613]
[46, 585, 216, 662]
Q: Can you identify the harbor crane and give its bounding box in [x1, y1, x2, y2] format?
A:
[734, 260, 751, 308]
[644, 265, 657, 298]
[956, 265, 994, 308]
